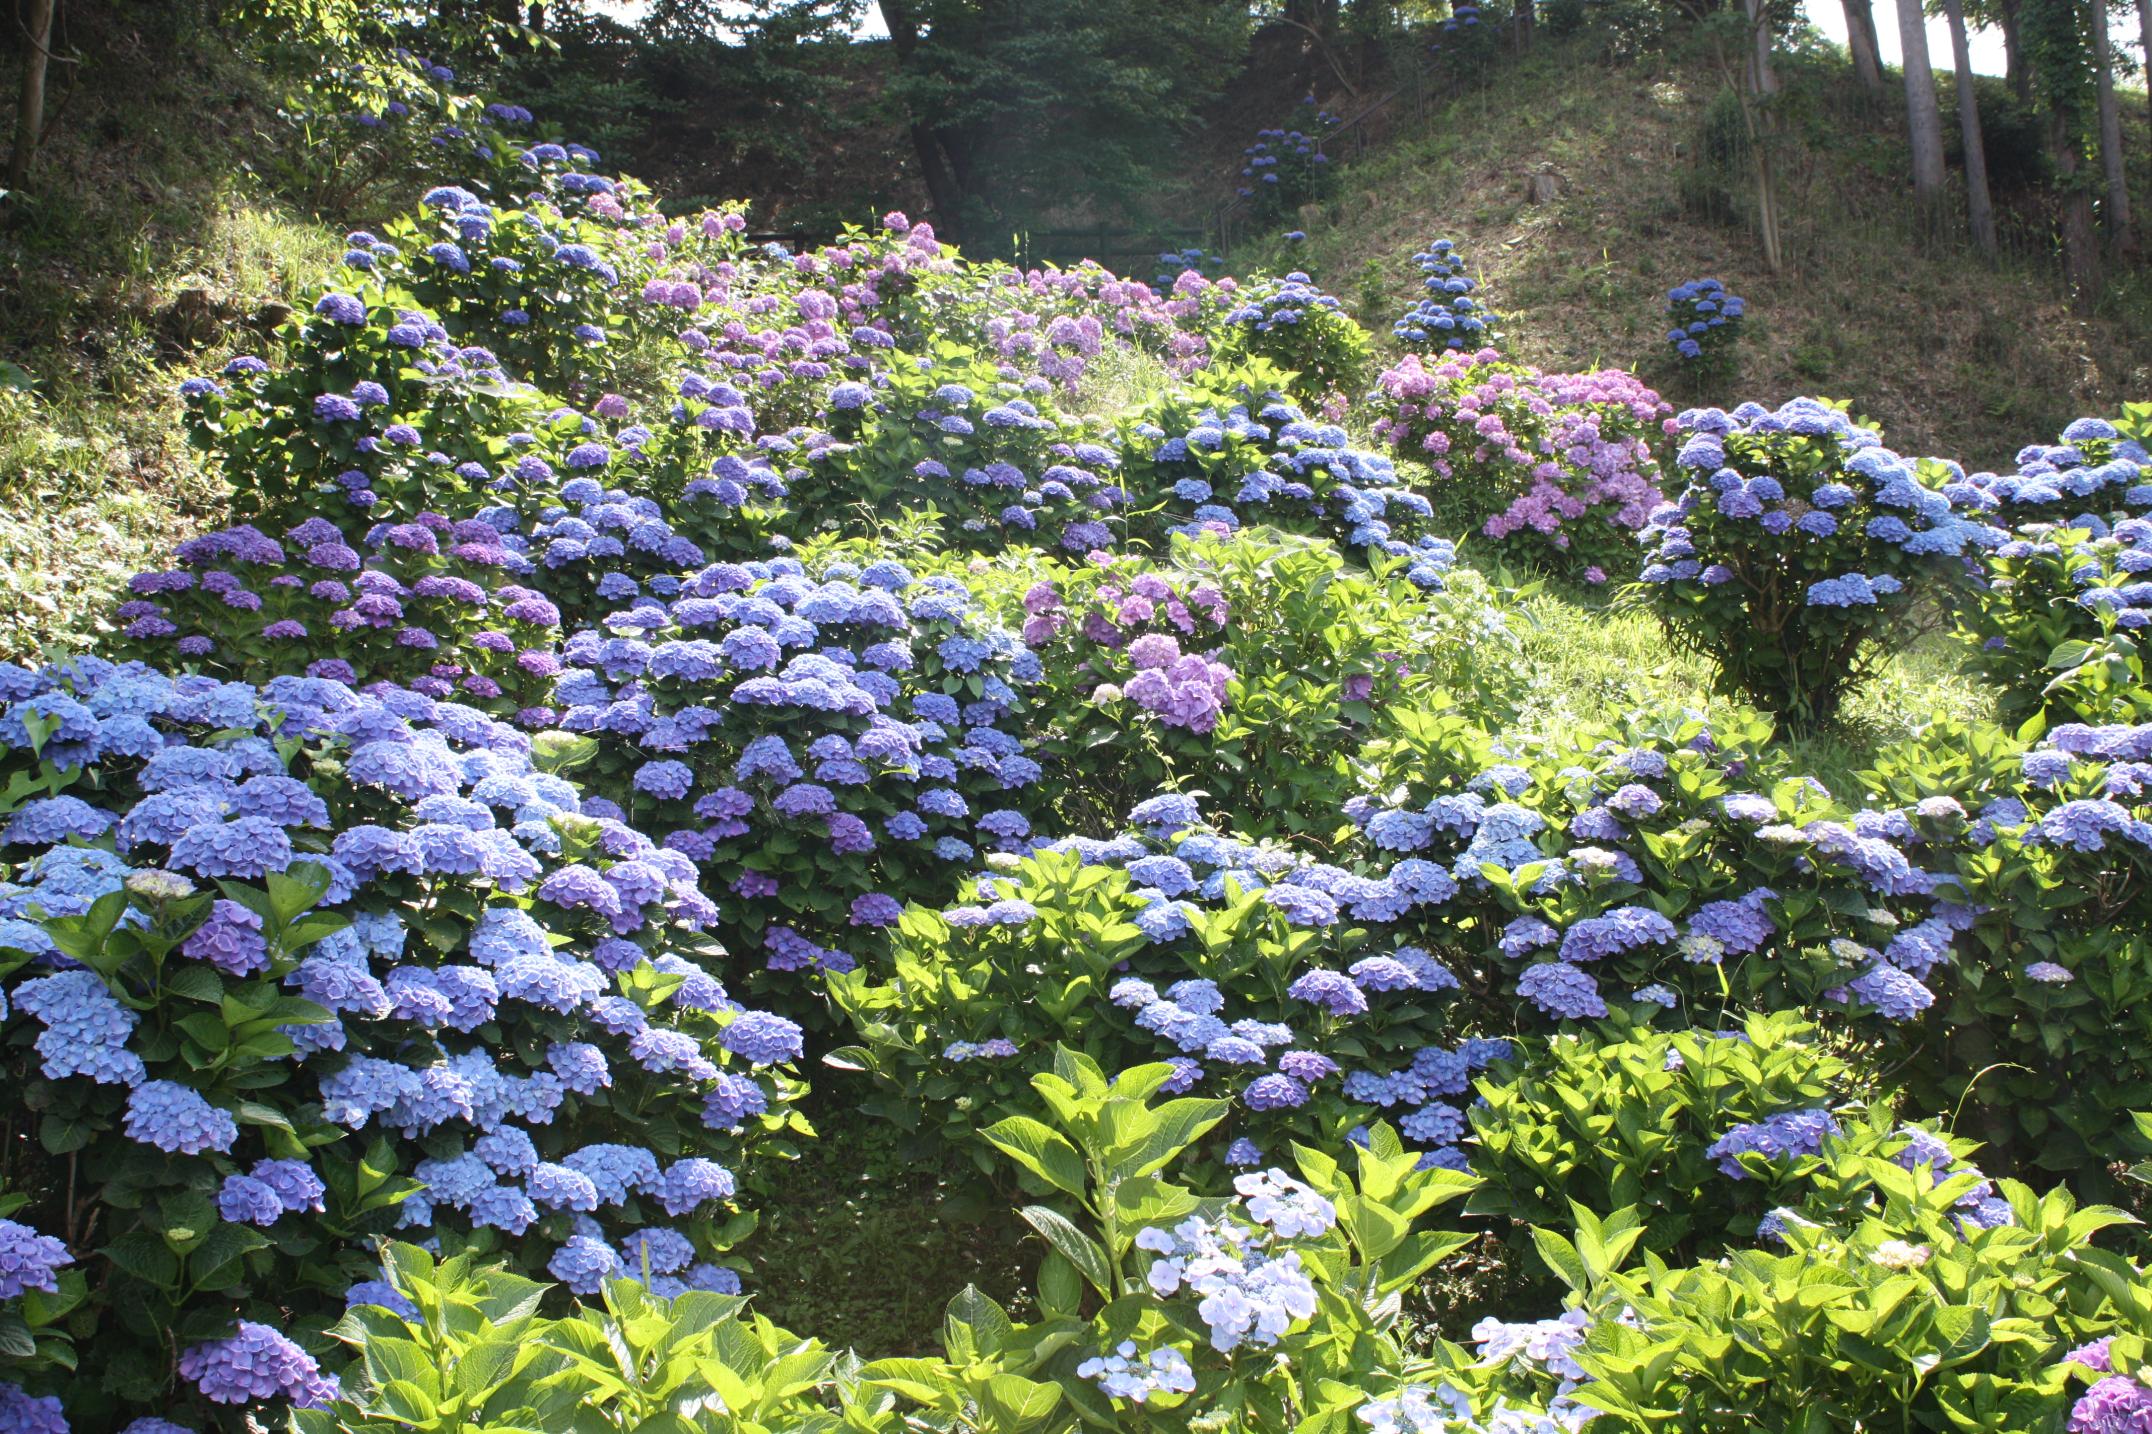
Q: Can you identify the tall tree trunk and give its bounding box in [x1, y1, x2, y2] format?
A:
[2139, 0, 2152, 136]
[876, 0, 966, 238]
[1942, 0, 1999, 253]
[1999, 0, 2032, 101]
[7, 0, 57, 189]
[2092, 0, 2132, 252]
[2053, 110, 2100, 308]
[1843, 0, 1886, 90]
[1898, 0, 1950, 226]
[1749, 0, 1780, 94]
[907, 123, 964, 232]
[1740, 0, 1785, 270]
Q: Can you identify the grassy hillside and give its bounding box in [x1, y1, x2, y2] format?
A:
[0, 14, 2146, 668]
[0, 4, 345, 658]
[1241, 35, 2152, 469]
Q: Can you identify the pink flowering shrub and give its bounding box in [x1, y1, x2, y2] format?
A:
[963, 261, 1239, 390]
[1015, 554, 1234, 830]
[1373, 350, 1677, 580]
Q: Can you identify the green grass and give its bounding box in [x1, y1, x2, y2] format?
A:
[1467, 560, 1994, 792]
[0, 8, 352, 660]
[0, 188, 342, 658]
[741, 1086, 1038, 1352]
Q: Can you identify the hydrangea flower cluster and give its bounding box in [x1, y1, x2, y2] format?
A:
[113, 513, 558, 717]
[1372, 351, 1673, 578]
[1858, 717, 2152, 1172]
[1886, 1126, 2015, 1231]
[1705, 1107, 1839, 1178]
[0, 1219, 70, 1301]
[1133, 1170, 1331, 1352]
[0, 656, 799, 1423]
[1393, 239, 1501, 352]
[2069, 1374, 2152, 1432]
[958, 258, 1224, 391]
[1121, 389, 1454, 580]
[1356, 1381, 1591, 1434]
[1018, 557, 1235, 736]
[1953, 417, 2152, 531]
[1075, 1341, 1198, 1405]
[1663, 278, 1745, 366]
[1637, 398, 2003, 726]
[1154, 246, 1227, 291]
[514, 458, 800, 633]
[550, 555, 1038, 986]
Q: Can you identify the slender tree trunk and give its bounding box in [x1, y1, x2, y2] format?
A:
[7, 0, 57, 190]
[1942, 0, 1999, 253]
[876, 0, 966, 238]
[1738, 0, 1785, 270]
[1999, 0, 2032, 101]
[2092, 0, 2132, 252]
[1749, 0, 1780, 94]
[2139, 0, 2152, 135]
[1843, 0, 1886, 90]
[2053, 110, 2100, 308]
[1898, 0, 1950, 225]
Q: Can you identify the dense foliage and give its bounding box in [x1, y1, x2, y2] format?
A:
[4, 39, 2152, 1434]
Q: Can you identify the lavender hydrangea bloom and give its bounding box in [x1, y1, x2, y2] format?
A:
[1706, 1107, 1839, 1177]
[0, 1219, 70, 1299]
[2070, 1376, 2152, 1432]
[179, 1321, 339, 1407]
[1516, 962, 1607, 1019]
[123, 1080, 238, 1155]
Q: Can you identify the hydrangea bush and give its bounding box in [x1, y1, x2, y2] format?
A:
[1001, 533, 1518, 836]
[111, 515, 560, 716]
[1348, 706, 1966, 1032]
[549, 554, 1037, 1003]
[1115, 364, 1455, 575]
[1215, 273, 1370, 403]
[1233, 102, 1339, 218]
[1953, 518, 2152, 725]
[1662, 277, 1746, 374]
[1392, 238, 1502, 353]
[1862, 717, 2152, 1177]
[1542, 1150, 2131, 1430]
[0, 659, 801, 1423]
[1372, 351, 1674, 579]
[1637, 398, 2000, 727]
[829, 833, 1489, 1179]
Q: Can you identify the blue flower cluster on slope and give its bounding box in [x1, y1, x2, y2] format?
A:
[0, 654, 801, 1412]
[1342, 720, 1976, 1028]
[1393, 239, 1500, 352]
[1124, 393, 1456, 583]
[952, 794, 1505, 1171]
[551, 555, 1039, 984]
[1952, 417, 2152, 531]
[1664, 278, 1745, 362]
